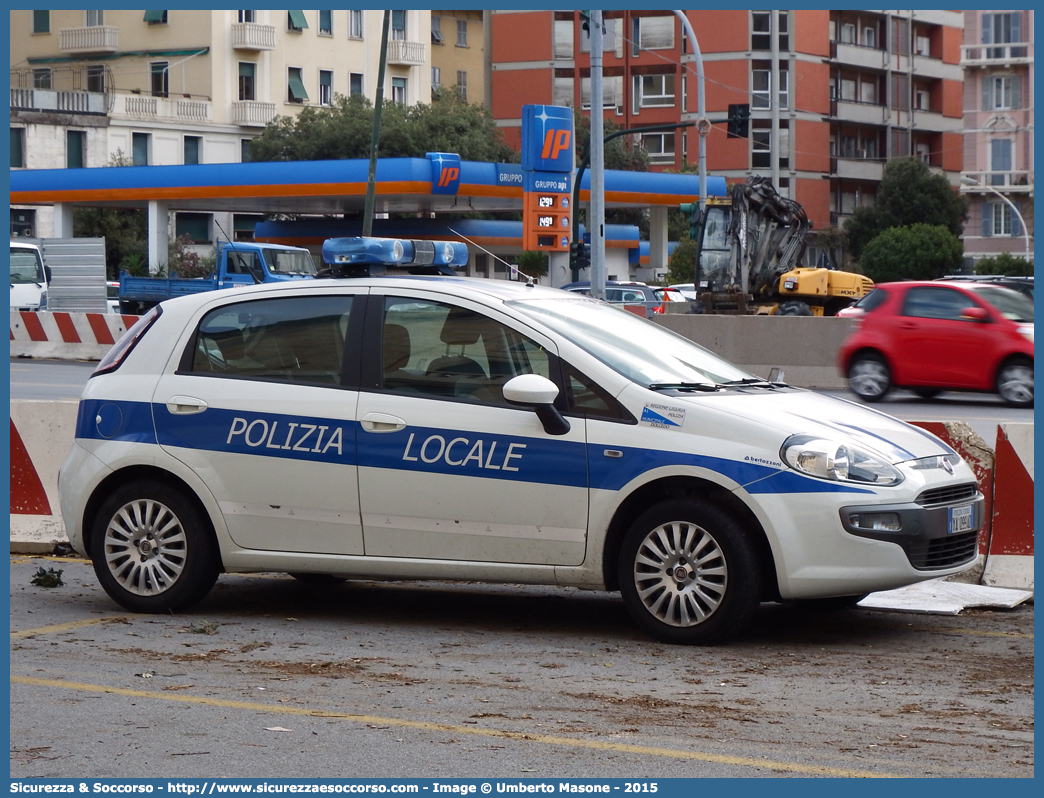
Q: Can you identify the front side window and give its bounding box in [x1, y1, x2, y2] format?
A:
[901, 287, 980, 322]
[264, 248, 317, 276]
[190, 296, 353, 386]
[380, 298, 552, 405]
[10, 248, 45, 283]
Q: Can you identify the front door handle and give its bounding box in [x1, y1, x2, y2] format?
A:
[360, 412, 406, 433]
[166, 395, 209, 415]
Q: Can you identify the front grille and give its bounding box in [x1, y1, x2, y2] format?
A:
[916, 483, 978, 508]
[905, 531, 979, 570]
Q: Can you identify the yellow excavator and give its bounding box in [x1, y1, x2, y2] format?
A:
[693, 177, 873, 316]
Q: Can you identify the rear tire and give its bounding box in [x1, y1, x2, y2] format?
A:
[996, 358, 1033, 408]
[847, 352, 891, 402]
[617, 499, 761, 645]
[89, 480, 219, 613]
[776, 300, 813, 316]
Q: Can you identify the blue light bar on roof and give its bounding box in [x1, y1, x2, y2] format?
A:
[322, 236, 468, 267]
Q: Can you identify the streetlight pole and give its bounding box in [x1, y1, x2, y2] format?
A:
[961, 176, 1031, 259]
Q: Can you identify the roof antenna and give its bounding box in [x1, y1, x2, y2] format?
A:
[448, 227, 536, 287]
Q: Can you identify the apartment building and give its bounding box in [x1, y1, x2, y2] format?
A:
[430, 10, 486, 106]
[960, 10, 1034, 265]
[489, 10, 964, 232]
[10, 9, 432, 237]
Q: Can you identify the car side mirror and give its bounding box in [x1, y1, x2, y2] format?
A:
[961, 306, 989, 322]
[503, 374, 571, 436]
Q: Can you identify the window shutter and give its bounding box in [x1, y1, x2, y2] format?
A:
[1010, 12, 1021, 45]
[1011, 74, 1021, 109]
[981, 14, 992, 44]
[982, 207, 991, 237]
[1012, 202, 1023, 236]
[982, 77, 991, 110]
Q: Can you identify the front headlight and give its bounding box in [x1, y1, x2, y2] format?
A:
[781, 434, 903, 486]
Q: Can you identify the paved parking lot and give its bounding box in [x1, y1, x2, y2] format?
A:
[10, 555, 1034, 779]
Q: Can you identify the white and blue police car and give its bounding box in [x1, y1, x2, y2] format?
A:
[59, 237, 983, 644]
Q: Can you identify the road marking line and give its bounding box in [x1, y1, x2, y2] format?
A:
[11, 616, 139, 639]
[10, 674, 896, 778]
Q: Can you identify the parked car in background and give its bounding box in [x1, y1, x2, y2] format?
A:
[106, 281, 120, 314]
[561, 281, 688, 315]
[839, 281, 1033, 407]
[936, 274, 1033, 302]
[9, 240, 50, 311]
[668, 283, 698, 300]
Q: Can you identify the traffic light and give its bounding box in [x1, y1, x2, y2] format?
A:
[679, 202, 701, 240]
[569, 241, 591, 275]
[727, 103, 750, 139]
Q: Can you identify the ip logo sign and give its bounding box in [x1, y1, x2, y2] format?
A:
[521, 105, 574, 173]
[427, 152, 461, 195]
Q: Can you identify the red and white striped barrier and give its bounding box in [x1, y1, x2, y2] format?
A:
[10, 310, 139, 360]
[9, 401, 80, 553]
[985, 423, 1034, 590]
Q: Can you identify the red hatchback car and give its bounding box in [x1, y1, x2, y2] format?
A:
[839, 281, 1034, 407]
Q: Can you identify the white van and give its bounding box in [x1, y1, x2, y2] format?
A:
[9, 241, 50, 311]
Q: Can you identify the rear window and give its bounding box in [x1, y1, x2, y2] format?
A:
[851, 288, 888, 314]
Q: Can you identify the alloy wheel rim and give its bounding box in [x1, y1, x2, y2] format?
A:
[632, 521, 727, 627]
[999, 365, 1033, 404]
[103, 498, 188, 596]
[850, 360, 888, 397]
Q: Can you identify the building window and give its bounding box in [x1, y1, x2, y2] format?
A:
[144, 11, 168, 25]
[32, 68, 52, 89]
[318, 10, 332, 35]
[241, 139, 252, 163]
[67, 130, 86, 169]
[914, 88, 931, 111]
[553, 75, 574, 108]
[350, 10, 363, 39]
[288, 10, 308, 31]
[132, 132, 150, 166]
[239, 62, 256, 101]
[432, 67, 441, 91]
[752, 67, 788, 110]
[984, 202, 1022, 237]
[982, 12, 1024, 58]
[238, 10, 255, 24]
[391, 10, 406, 41]
[636, 16, 674, 51]
[86, 10, 104, 27]
[457, 19, 468, 47]
[86, 65, 105, 93]
[350, 73, 364, 96]
[861, 25, 876, 48]
[751, 11, 788, 51]
[915, 34, 931, 56]
[839, 22, 856, 44]
[634, 73, 675, 109]
[640, 132, 675, 163]
[11, 208, 36, 238]
[176, 213, 211, 244]
[990, 138, 1013, 186]
[318, 70, 333, 105]
[391, 77, 407, 105]
[984, 74, 1020, 110]
[287, 67, 308, 103]
[151, 62, 168, 97]
[183, 136, 201, 165]
[456, 70, 467, 101]
[431, 15, 443, 44]
[582, 76, 620, 112]
[11, 127, 25, 168]
[553, 20, 572, 58]
[32, 10, 49, 33]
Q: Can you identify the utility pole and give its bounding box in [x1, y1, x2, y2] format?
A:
[362, 11, 391, 237]
[589, 10, 606, 301]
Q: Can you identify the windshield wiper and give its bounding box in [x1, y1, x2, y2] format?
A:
[648, 382, 721, 392]
[719, 378, 785, 389]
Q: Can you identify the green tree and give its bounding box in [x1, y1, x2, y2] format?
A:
[72, 150, 148, 279]
[513, 250, 548, 279]
[248, 91, 517, 163]
[843, 157, 969, 260]
[572, 111, 651, 234]
[974, 252, 1034, 276]
[665, 237, 698, 285]
[859, 224, 964, 283]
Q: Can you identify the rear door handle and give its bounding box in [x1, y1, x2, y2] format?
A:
[360, 412, 406, 433]
[166, 396, 208, 415]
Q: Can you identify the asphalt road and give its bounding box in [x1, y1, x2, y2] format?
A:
[9, 555, 1034, 779]
[10, 358, 1032, 444]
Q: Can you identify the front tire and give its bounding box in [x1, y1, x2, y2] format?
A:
[996, 358, 1033, 408]
[776, 300, 813, 316]
[89, 480, 219, 613]
[847, 352, 891, 402]
[617, 499, 761, 645]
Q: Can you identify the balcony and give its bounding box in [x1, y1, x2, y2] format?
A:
[10, 87, 107, 114]
[830, 41, 886, 70]
[831, 156, 885, 182]
[386, 40, 427, 66]
[831, 99, 887, 126]
[231, 22, 277, 51]
[961, 43, 1032, 68]
[960, 171, 1033, 195]
[232, 100, 277, 127]
[111, 92, 213, 123]
[59, 26, 119, 54]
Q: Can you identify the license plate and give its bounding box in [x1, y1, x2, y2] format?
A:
[949, 504, 974, 534]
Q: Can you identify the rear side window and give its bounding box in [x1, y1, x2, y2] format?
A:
[188, 296, 353, 385]
[901, 287, 979, 322]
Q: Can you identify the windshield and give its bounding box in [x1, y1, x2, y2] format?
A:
[511, 297, 755, 387]
[10, 248, 45, 284]
[968, 285, 1034, 323]
[264, 248, 317, 276]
